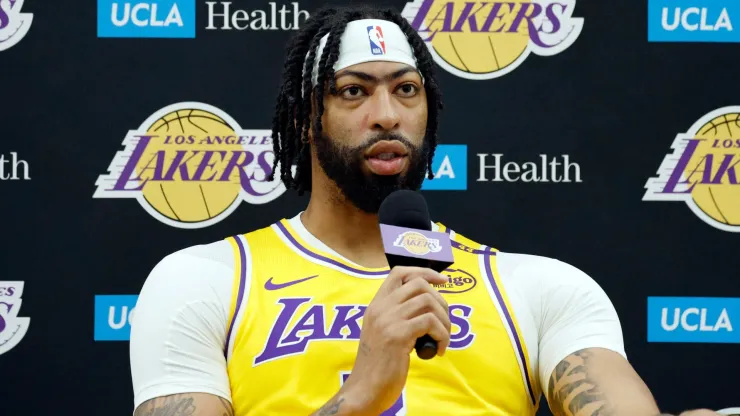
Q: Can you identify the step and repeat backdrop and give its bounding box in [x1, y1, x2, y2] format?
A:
[0, 0, 738, 415]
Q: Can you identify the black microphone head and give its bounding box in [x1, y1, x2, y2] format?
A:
[378, 190, 431, 231]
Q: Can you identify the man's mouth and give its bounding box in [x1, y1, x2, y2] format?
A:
[364, 141, 409, 175]
[371, 152, 403, 161]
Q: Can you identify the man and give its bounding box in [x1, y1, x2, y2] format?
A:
[130, 5, 718, 416]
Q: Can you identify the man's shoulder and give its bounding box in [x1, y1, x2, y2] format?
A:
[496, 251, 576, 272]
[494, 250, 602, 295]
[438, 224, 490, 252]
[155, 223, 279, 272]
[137, 239, 239, 310]
[158, 239, 236, 272]
[443, 224, 595, 287]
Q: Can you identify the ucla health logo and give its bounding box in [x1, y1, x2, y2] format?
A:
[401, 0, 583, 80]
[94, 295, 138, 341]
[0, 0, 33, 51]
[648, 0, 738, 42]
[97, 0, 195, 38]
[643, 106, 740, 232]
[422, 144, 467, 190]
[647, 297, 737, 343]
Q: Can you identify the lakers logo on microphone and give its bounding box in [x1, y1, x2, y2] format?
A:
[393, 231, 443, 256]
[643, 106, 740, 232]
[93, 102, 290, 229]
[401, 0, 583, 80]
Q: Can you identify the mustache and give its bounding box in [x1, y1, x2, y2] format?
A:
[353, 132, 417, 153]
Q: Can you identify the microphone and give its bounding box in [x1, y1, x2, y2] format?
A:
[378, 190, 454, 360]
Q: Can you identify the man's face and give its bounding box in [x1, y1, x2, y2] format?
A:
[312, 61, 429, 213]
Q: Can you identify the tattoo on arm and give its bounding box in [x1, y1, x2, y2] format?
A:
[315, 397, 345, 416]
[133, 395, 197, 416]
[133, 394, 234, 416]
[547, 349, 615, 416]
[218, 397, 235, 416]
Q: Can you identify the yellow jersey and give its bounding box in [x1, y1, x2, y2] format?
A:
[223, 219, 540, 415]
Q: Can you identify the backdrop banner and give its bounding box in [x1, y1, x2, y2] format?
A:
[0, 0, 737, 415]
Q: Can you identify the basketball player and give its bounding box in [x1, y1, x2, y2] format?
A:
[129, 5, 720, 416]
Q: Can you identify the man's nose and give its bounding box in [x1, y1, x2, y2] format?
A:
[367, 90, 400, 131]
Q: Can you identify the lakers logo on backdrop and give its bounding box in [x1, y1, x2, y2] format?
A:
[94, 102, 289, 229]
[644, 106, 740, 232]
[401, 0, 583, 80]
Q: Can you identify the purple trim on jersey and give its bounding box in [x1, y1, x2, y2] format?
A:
[451, 240, 496, 255]
[482, 247, 537, 404]
[274, 221, 389, 276]
[442, 227, 495, 255]
[224, 235, 248, 358]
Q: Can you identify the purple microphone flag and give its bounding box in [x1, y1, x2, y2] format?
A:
[380, 224, 454, 272]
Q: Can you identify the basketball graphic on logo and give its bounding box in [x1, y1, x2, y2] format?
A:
[137, 109, 244, 225]
[684, 112, 740, 227]
[402, 0, 583, 80]
[425, 0, 530, 75]
[401, 231, 431, 255]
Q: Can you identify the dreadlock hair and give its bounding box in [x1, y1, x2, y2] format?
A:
[268, 4, 444, 195]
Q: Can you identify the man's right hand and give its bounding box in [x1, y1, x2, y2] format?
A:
[322, 266, 451, 416]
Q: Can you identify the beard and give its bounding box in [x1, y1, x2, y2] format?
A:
[313, 131, 429, 213]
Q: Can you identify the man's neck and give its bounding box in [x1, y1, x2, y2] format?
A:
[301, 194, 388, 269]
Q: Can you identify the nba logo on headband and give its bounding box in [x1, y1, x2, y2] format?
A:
[366, 25, 386, 55]
[304, 19, 420, 89]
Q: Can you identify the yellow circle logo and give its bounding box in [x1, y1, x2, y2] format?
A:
[402, 0, 583, 80]
[644, 106, 740, 232]
[393, 231, 443, 255]
[94, 102, 290, 229]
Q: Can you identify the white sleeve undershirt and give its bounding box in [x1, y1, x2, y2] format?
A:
[129, 216, 627, 410]
[129, 241, 235, 411]
[494, 252, 626, 397]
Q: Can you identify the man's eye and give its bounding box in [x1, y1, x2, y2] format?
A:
[397, 84, 418, 96]
[341, 87, 365, 98]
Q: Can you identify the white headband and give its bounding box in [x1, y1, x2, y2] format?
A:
[303, 19, 421, 92]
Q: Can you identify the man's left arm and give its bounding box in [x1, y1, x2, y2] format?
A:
[546, 346, 657, 415]
[530, 257, 717, 416]
[547, 347, 718, 416]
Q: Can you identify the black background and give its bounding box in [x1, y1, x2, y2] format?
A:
[0, 0, 737, 415]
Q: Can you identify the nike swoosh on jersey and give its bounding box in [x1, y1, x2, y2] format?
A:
[264, 275, 319, 290]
